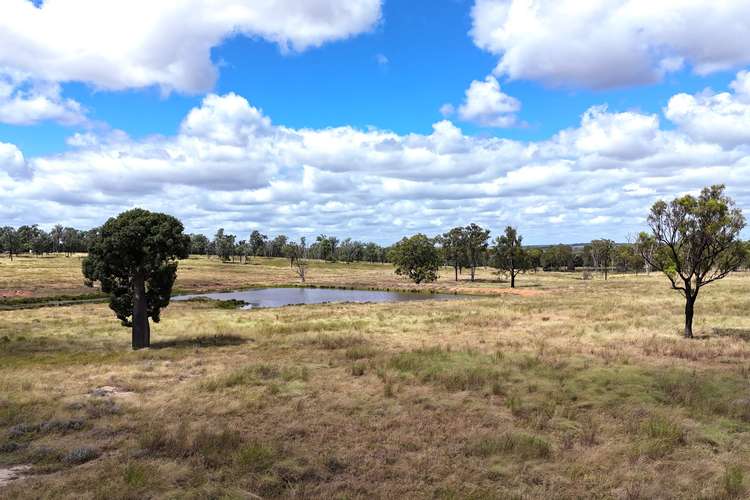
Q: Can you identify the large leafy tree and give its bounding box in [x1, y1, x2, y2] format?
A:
[390, 234, 440, 284]
[492, 226, 528, 288]
[463, 223, 490, 282]
[82, 209, 190, 349]
[636, 185, 746, 338]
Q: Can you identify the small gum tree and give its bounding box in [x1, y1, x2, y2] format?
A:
[590, 239, 615, 280]
[390, 233, 440, 284]
[463, 223, 490, 282]
[492, 226, 528, 288]
[83, 209, 190, 349]
[636, 185, 746, 338]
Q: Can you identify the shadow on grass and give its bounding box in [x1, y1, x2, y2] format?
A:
[150, 334, 250, 350]
[712, 328, 750, 341]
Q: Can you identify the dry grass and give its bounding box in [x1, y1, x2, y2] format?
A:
[1, 256, 750, 498]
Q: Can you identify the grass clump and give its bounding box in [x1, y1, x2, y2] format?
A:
[234, 441, 278, 473]
[466, 432, 551, 460]
[203, 363, 309, 391]
[389, 346, 504, 392]
[634, 415, 686, 459]
[723, 464, 745, 498]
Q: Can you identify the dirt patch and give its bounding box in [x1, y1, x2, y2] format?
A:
[453, 287, 545, 297]
[0, 290, 33, 298]
[0, 465, 31, 487]
[90, 386, 135, 398]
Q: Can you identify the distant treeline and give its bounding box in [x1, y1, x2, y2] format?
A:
[0, 222, 656, 273]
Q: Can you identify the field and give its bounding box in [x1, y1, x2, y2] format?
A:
[1, 255, 750, 499]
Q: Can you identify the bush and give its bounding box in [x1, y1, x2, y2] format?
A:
[63, 447, 99, 464]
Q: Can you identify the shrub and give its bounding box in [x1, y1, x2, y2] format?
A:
[64, 447, 99, 464]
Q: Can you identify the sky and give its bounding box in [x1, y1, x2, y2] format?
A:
[1, 0, 750, 245]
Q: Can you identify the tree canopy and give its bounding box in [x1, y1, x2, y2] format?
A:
[82, 209, 190, 349]
[389, 234, 440, 284]
[492, 226, 529, 288]
[636, 185, 746, 338]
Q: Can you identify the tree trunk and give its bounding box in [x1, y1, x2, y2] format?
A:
[454, 265, 458, 281]
[470, 265, 476, 282]
[510, 272, 515, 288]
[132, 271, 150, 349]
[684, 294, 695, 339]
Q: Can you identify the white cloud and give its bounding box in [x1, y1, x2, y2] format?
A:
[0, 142, 30, 180]
[665, 72, 750, 147]
[456, 75, 520, 127]
[5, 73, 750, 243]
[0, 69, 86, 125]
[0, 0, 382, 94]
[470, 0, 750, 89]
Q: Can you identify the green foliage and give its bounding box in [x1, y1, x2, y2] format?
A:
[389, 233, 440, 284]
[82, 208, 189, 328]
[492, 226, 529, 286]
[635, 185, 746, 337]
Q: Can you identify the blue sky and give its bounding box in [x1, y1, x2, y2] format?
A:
[1, 0, 750, 244]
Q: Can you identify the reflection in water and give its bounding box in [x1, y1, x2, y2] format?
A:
[173, 287, 461, 309]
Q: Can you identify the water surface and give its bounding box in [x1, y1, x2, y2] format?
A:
[173, 287, 460, 309]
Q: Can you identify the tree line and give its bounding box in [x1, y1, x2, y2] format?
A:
[56, 183, 748, 348]
[190, 230, 391, 264]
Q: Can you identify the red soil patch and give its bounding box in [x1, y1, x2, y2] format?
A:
[0, 290, 32, 298]
[454, 287, 545, 297]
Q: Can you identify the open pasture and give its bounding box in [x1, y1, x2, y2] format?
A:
[1, 257, 750, 498]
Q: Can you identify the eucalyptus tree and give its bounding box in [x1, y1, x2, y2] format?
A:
[463, 223, 490, 282]
[492, 226, 529, 288]
[636, 185, 746, 338]
[590, 239, 615, 280]
[441, 226, 466, 281]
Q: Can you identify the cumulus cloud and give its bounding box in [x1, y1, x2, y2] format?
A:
[470, 0, 750, 89]
[0, 0, 382, 93]
[0, 69, 86, 125]
[4, 73, 750, 243]
[665, 72, 750, 148]
[0, 141, 30, 180]
[455, 75, 520, 127]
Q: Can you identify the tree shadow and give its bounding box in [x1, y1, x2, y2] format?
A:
[150, 334, 250, 349]
[711, 328, 750, 341]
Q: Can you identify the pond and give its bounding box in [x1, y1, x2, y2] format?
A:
[173, 287, 462, 310]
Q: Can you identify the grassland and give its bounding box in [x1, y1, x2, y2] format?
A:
[1, 255, 750, 498]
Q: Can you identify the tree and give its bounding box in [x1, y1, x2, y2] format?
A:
[636, 185, 746, 338]
[526, 248, 542, 272]
[214, 229, 235, 262]
[492, 226, 528, 288]
[0, 227, 19, 260]
[284, 237, 309, 282]
[249, 230, 267, 257]
[50, 224, 64, 253]
[269, 235, 288, 257]
[189, 234, 209, 255]
[590, 239, 615, 280]
[389, 234, 440, 284]
[82, 209, 189, 349]
[463, 223, 490, 282]
[441, 227, 466, 281]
